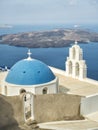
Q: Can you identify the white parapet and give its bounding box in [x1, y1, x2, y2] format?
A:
[81, 94, 98, 116]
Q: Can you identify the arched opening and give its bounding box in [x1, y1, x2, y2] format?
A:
[20, 89, 26, 94]
[24, 93, 33, 121]
[69, 61, 72, 75]
[5, 86, 7, 95]
[72, 47, 76, 59]
[76, 63, 80, 77]
[43, 87, 48, 94]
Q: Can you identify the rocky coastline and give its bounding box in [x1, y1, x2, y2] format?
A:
[0, 29, 98, 48]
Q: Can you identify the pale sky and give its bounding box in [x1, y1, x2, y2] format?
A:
[0, 0, 98, 25]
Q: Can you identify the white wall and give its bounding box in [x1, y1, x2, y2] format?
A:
[1, 85, 35, 96]
[81, 95, 98, 115]
[2, 77, 58, 96]
[35, 83, 58, 94]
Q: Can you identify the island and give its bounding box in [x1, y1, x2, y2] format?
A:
[0, 29, 98, 48]
[0, 24, 13, 29]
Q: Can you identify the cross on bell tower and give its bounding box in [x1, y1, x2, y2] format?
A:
[75, 40, 78, 45]
[65, 41, 87, 79]
[27, 49, 32, 60]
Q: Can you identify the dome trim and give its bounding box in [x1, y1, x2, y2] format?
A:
[5, 77, 57, 87]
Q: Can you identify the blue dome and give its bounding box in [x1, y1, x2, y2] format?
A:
[5, 59, 55, 85]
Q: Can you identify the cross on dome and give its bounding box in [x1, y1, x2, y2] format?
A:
[27, 49, 32, 60]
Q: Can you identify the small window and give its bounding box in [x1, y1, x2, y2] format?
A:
[20, 89, 26, 94]
[37, 71, 40, 74]
[42, 87, 48, 94]
[23, 71, 26, 73]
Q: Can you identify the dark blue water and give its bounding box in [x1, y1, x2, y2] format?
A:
[0, 24, 98, 80]
[0, 42, 98, 80]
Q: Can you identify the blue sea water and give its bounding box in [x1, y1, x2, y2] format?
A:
[0, 24, 98, 80]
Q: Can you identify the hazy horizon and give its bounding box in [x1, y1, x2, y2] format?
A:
[0, 0, 98, 25]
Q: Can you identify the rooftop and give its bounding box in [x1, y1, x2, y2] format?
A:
[38, 120, 98, 130]
[50, 67, 98, 97]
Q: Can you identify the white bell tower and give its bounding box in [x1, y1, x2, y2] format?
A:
[65, 41, 87, 80]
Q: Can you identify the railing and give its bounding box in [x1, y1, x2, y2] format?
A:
[0, 66, 8, 72]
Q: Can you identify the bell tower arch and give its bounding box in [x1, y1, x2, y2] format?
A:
[66, 41, 87, 80]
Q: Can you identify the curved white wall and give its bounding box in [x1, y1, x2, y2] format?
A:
[1, 77, 58, 96]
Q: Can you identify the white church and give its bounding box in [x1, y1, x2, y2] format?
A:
[0, 41, 87, 96]
[0, 49, 58, 96]
[1, 41, 98, 129]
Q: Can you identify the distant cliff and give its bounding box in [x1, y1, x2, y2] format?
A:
[0, 29, 98, 48]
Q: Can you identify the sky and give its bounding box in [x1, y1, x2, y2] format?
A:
[0, 0, 98, 25]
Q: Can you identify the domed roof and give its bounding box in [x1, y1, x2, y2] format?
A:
[5, 50, 55, 85]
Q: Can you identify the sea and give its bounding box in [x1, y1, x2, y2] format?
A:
[0, 24, 98, 80]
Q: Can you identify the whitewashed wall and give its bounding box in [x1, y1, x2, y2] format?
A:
[1, 77, 58, 96]
[81, 94, 98, 115]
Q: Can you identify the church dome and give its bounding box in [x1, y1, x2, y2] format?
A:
[5, 50, 55, 85]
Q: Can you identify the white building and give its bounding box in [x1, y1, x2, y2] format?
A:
[0, 50, 58, 96]
[1, 42, 98, 128]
